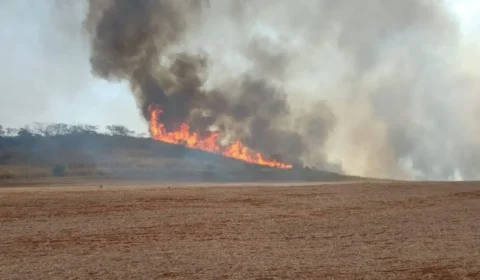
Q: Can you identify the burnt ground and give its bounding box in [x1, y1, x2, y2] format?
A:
[0, 180, 479, 279]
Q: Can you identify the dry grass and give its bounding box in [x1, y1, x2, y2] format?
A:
[0, 159, 180, 179]
[1, 180, 479, 279]
[0, 165, 51, 179]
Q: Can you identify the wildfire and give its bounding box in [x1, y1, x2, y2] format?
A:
[148, 105, 292, 169]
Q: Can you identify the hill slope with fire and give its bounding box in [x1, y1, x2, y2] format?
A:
[0, 123, 348, 182]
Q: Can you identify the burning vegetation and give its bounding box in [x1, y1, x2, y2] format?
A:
[148, 105, 292, 169]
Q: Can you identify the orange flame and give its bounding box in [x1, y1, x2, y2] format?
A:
[148, 105, 292, 169]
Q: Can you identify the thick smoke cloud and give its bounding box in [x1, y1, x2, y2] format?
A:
[85, 0, 480, 179]
[85, 0, 334, 169]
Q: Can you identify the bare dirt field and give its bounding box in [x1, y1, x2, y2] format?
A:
[1, 180, 479, 279]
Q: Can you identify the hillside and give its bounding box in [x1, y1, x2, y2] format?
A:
[0, 132, 348, 182]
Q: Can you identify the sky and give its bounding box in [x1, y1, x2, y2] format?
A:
[449, 0, 480, 35]
[0, 0, 478, 134]
[0, 0, 146, 133]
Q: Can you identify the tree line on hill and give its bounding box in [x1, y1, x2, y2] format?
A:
[0, 123, 153, 178]
[0, 123, 146, 139]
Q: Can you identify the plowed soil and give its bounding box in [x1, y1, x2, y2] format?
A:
[1, 181, 479, 279]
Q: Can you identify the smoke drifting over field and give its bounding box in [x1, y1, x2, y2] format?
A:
[83, 0, 479, 179]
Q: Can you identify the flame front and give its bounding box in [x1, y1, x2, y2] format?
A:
[148, 105, 292, 169]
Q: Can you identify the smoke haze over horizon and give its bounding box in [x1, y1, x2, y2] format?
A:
[1, 0, 480, 180]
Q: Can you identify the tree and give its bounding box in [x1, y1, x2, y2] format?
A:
[17, 127, 34, 138]
[17, 125, 40, 137]
[0, 125, 4, 137]
[67, 124, 83, 135]
[67, 124, 99, 135]
[82, 125, 99, 135]
[5, 128, 18, 137]
[32, 122, 49, 136]
[106, 125, 134, 137]
[46, 123, 69, 136]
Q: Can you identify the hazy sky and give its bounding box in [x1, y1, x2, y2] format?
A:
[0, 0, 478, 134]
[0, 0, 145, 132]
[449, 0, 480, 35]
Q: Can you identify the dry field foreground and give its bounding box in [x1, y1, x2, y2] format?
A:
[1, 181, 480, 280]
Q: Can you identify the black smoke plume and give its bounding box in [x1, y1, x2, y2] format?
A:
[85, 0, 336, 169]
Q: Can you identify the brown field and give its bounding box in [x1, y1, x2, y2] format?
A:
[1, 180, 479, 280]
